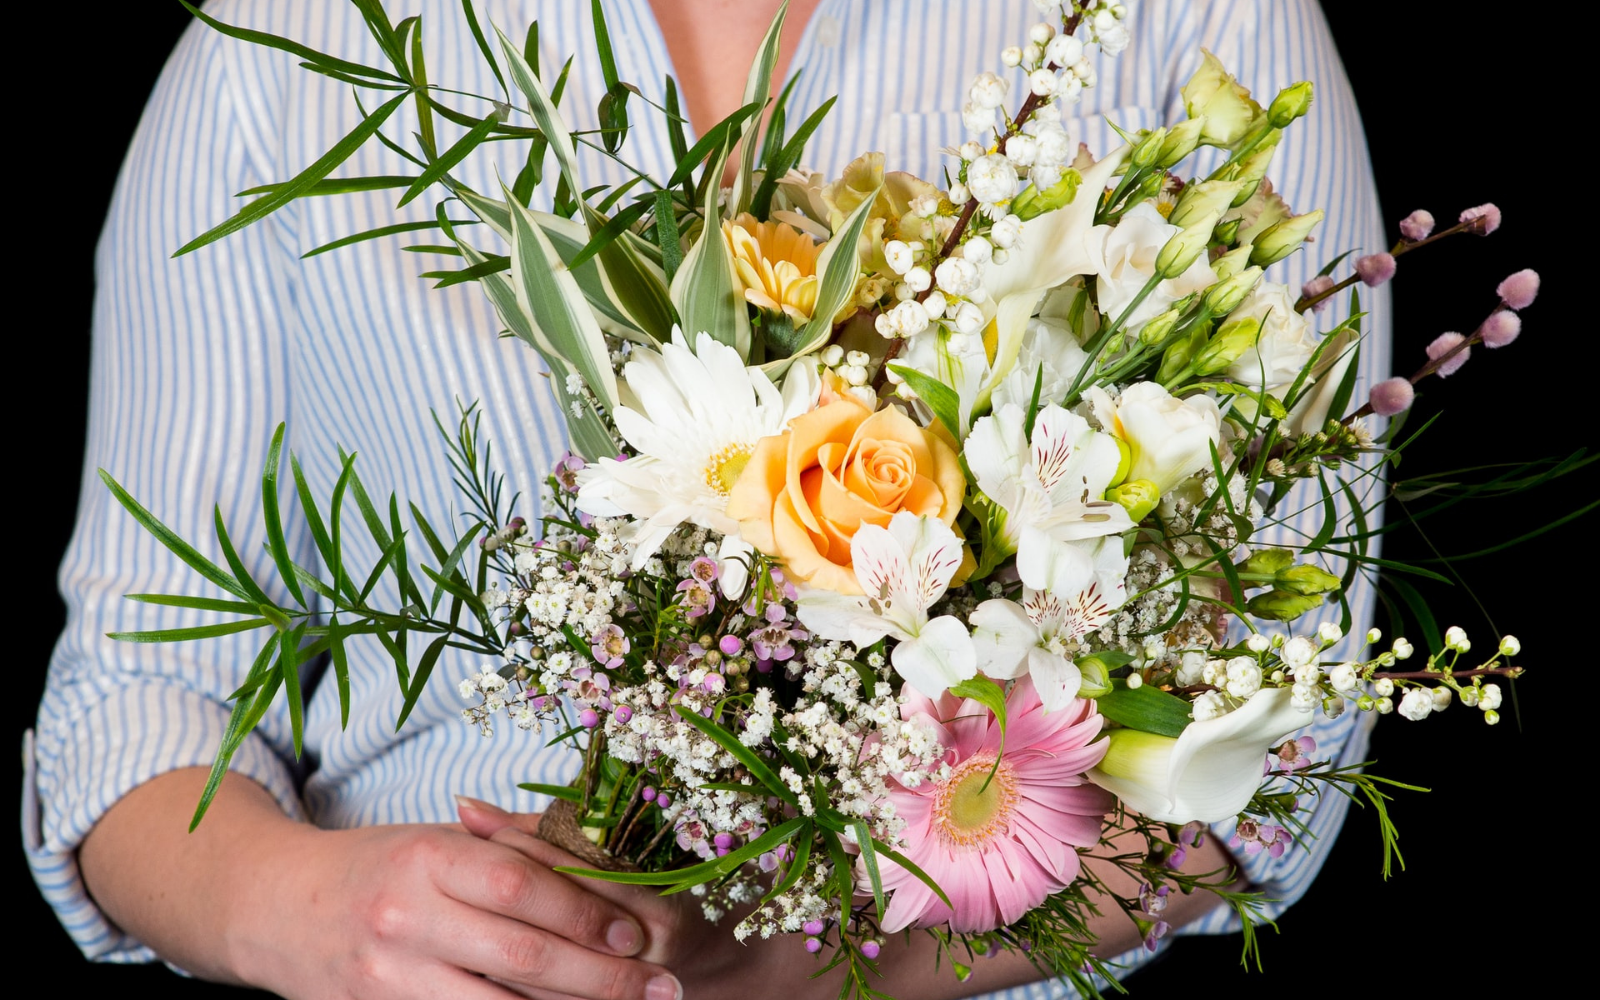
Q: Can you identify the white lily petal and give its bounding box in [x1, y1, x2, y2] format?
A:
[891, 615, 978, 698]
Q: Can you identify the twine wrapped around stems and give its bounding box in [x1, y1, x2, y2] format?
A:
[535, 798, 641, 872]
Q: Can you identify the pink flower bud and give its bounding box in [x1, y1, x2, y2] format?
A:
[861, 941, 882, 960]
[1480, 310, 1521, 348]
[1368, 377, 1414, 417]
[1426, 332, 1470, 377]
[1459, 203, 1501, 235]
[1300, 274, 1335, 312]
[1398, 209, 1435, 241]
[1496, 268, 1540, 309]
[578, 708, 600, 729]
[1355, 252, 1396, 287]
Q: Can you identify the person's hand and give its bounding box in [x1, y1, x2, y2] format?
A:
[234, 812, 687, 1000]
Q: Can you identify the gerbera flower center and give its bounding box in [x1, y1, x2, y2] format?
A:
[705, 443, 754, 497]
[933, 753, 1020, 849]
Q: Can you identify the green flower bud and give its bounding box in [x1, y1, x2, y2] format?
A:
[1156, 325, 1207, 384]
[1181, 50, 1265, 147]
[1201, 265, 1263, 314]
[1010, 167, 1083, 221]
[1076, 655, 1116, 698]
[1211, 244, 1252, 281]
[1106, 479, 1161, 523]
[1193, 316, 1260, 375]
[1155, 210, 1222, 278]
[1277, 563, 1342, 596]
[1212, 218, 1242, 247]
[1267, 81, 1314, 128]
[1230, 131, 1282, 193]
[1238, 548, 1295, 576]
[1131, 126, 1168, 169]
[1158, 116, 1208, 166]
[1248, 209, 1325, 267]
[1168, 179, 1248, 229]
[1246, 589, 1323, 621]
[1138, 306, 1185, 346]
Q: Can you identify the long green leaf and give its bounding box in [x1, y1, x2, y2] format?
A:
[887, 365, 961, 440]
[176, 91, 411, 256]
[408, 18, 438, 158]
[664, 104, 762, 191]
[497, 25, 581, 203]
[727, 3, 788, 216]
[555, 817, 808, 886]
[125, 594, 261, 614]
[280, 621, 309, 757]
[289, 453, 336, 581]
[459, 0, 507, 96]
[579, 203, 675, 341]
[190, 638, 281, 829]
[178, 1, 405, 83]
[672, 705, 796, 805]
[260, 424, 308, 608]
[236, 175, 418, 199]
[1387, 576, 1442, 653]
[517, 782, 582, 802]
[329, 616, 352, 728]
[654, 189, 683, 283]
[398, 110, 501, 208]
[99, 470, 246, 599]
[108, 618, 274, 643]
[853, 821, 886, 919]
[396, 634, 450, 729]
[750, 95, 837, 218]
[669, 142, 750, 357]
[212, 507, 276, 609]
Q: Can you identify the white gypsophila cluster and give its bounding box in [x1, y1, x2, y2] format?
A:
[736, 865, 838, 942]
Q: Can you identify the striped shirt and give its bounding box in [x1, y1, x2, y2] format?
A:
[25, 2, 1388, 994]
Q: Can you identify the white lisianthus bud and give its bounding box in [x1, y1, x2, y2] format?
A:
[1045, 34, 1084, 67]
[1293, 663, 1321, 687]
[969, 71, 1008, 110]
[1154, 210, 1221, 278]
[1167, 179, 1246, 229]
[1498, 635, 1520, 656]
[1376, 696, 1394, 714]
[1430, 687, 1452, 712]
[948, 181, 970, 205]
[1191, 690, 1229, 722]
[952, 301, 985, 334]
[1005, 133, 1039, 167]
[1318, 622, 1343, 644]
[967, 154, 1020, 205]
[1280, 636, 1317, 669]
[1029, 68, 1058, 97]
[1373, 678, 1395, 697]
[1001, 45, 1024, 68]
[1391, 638, 1414, 660]
[1246, 633, 1270, 653]
[990, 214, 1023, 249]
[922, 289, 948, 320]
[1329, 663, 1360, 693]
[1444, 625, 1468, 650]
[962, 102, 997, 134]
[1396, 687, 1434, 721]
[884, 240, 914, 275]
[961, 235, 993, 265]
[1225, 656, 1262, 699]
[1459, 686, 1480, 707]
[1366, 627, 1383, 644]
[1022, 42, 1043, 66]
[904, 266, 932, 293]
[1479, 683, 1502, 711]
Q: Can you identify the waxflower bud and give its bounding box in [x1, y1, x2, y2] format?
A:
[1010, 167, 1082, 220]
[1158, 115, 1207, 166]
[1202, 265, 1263, 314]
[1155, 211, 1222, 278]
[1246, 589, 1322, 621]
[1168, 180, 1247, 229]
[1249, 209, 1325, 266]
[1267, 81, 1314, 127]
[1131, 126, 1168, 169]
[1106, 479, 1161, 523]
[1193, 317, 1260, 375]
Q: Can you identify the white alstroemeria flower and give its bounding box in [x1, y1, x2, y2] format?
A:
[966, 402, 1132, 589]
[1223, 281, 1318, 393]
[577, 331, 819, 568]
[1084, 202, 1218, 334]
[1087, 382, 1222, 495]
[1087, 687, 1313, 823]
[971, 549, 1128, 711]
[795, 512, 976, 698]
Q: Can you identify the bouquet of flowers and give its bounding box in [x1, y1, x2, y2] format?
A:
[104, 1, 1548, 994]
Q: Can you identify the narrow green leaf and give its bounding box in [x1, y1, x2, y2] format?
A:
[260, 424, 308, 608]
[888, 365, 961, 440]
[108, 618, 274, 643]
[423, 254, 511, 288]
[349, 0, 408, 76]
[555, 817, 808, 886]
[569, 200, 651, 270]
[459, 0, 507, 96]
[329, 452, 358, 602]
[669, 141, 750, 357]
[654, 189, 683, 283]
[672, 705, 796, 805]
[664, 105, 761, 190]
[409, 19, 437, 158]
[579, 203, 676, 341]
[497, 26, 581, 203]
[396, 634, 450, 730]
[176, 91, 410, 256]
[517, 782, 582, 802]
[190, 639, 281, 829]
[727, 3, 787, 216]
[236, 175, 418, 199]
[125, 593, 261, 614]
[99, 470, 246, 599]
[178, 1, 405, 83]
[212, 507, 275, 609]
[590, 0, 621, 90]
[398, 110, 500, 208]
[289, 454, 336, 582]
[782, 186, 877, 364]
[1387, 576, 1442, 653]
[280, 621, 309, 757]
[750, 96, 836, 219]
[1095, 679, 1192, 738]
[329, 616, 352, 728]
[853, 821, 886, 920]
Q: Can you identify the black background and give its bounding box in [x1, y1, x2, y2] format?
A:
[11, 3, 1583, 996]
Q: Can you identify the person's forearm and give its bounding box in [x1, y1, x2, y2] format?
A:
[78, 766, 308, 984]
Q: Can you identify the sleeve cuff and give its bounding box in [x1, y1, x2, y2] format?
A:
[22, 683, 305, 961]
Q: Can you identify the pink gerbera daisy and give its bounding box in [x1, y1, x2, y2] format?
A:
[877, 676, 1114, 934]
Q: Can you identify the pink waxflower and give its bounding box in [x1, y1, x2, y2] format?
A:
[1355, 252, 1396, 287]
[1398, 209, 1435, 242]
[1270, 735, 1317, 771]
[1368, 377, 1415, 417]
[1427, 332, 1470, 377]
[1480, 310, 1522, 348]
[876, 676, 1113, 934]
[1230, 818, 1292, 858]
[1497, 268, 1540, 309]
[1459, 203, 1501, 235]
[591, 624, 629, 668]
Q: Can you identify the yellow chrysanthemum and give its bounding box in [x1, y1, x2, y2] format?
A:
[723, 213, 822, 324]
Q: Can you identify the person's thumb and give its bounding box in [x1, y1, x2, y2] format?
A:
[455, 794, 542, 838]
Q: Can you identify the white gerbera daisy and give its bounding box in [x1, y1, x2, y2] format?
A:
[576, 330, 819, 577]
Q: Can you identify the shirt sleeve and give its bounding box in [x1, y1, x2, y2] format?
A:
[23, 3, 315, 961]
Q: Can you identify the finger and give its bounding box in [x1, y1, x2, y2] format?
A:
[457, 795, 537, 839]
[438, 836, 650, 958]
[446, 900, 683, 1000]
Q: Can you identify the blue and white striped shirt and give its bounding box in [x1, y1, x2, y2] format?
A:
[25, 2, 1387, 994]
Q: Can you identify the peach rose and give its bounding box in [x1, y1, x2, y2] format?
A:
[725, 399, 967, 594]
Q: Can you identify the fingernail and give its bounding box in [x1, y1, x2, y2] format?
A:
[606, 918, 642, 955]
[644, 974, 682, 1000]
[454, 794, 510, 817]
